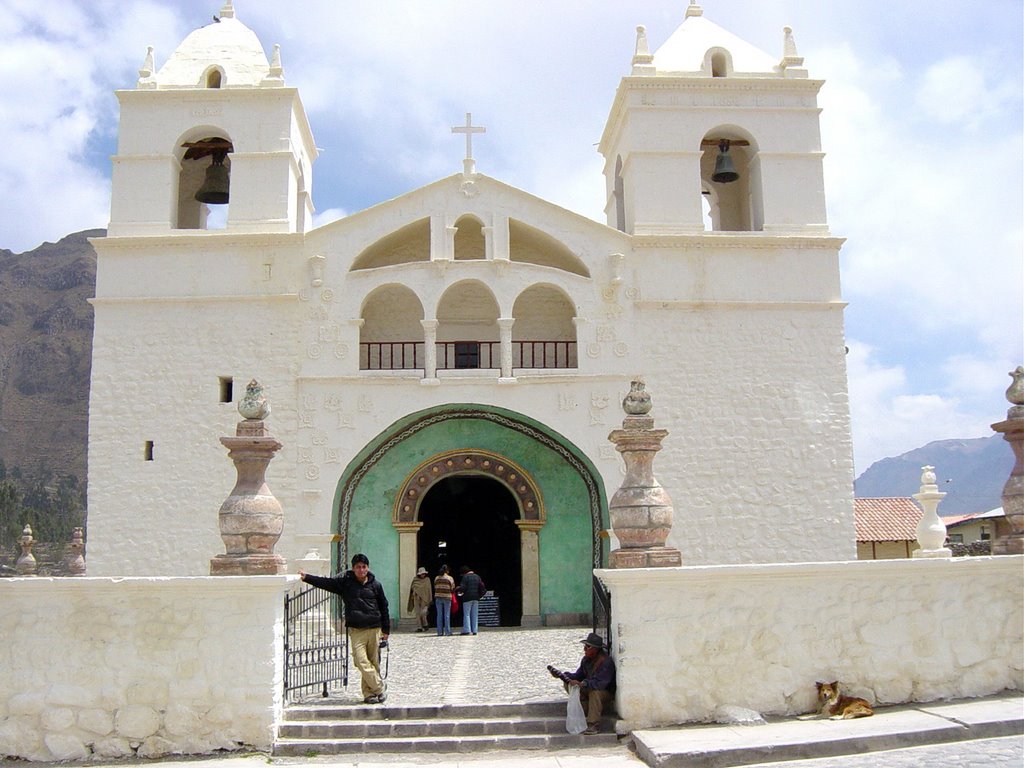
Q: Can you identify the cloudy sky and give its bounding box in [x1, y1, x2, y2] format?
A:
[2, 0, 1021, 477]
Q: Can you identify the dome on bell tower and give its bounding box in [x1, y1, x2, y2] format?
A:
[154, 2, 271, 88]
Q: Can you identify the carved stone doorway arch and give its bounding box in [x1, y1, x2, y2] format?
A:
[393, 450, 546, 626]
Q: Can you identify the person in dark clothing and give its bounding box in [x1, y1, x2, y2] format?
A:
[299, 553, 390, 703]
[548, 632, 616, 734]
[457, 565, 486, 635]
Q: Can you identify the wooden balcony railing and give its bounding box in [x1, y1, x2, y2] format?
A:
[359, 341, 578, 371]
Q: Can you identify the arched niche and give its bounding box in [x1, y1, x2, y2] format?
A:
[351, 218, 430, 270]
[614, 156, 626, 232]
[699, 127, 762, 232]
[453, 214, 486, 260]
[201, 65, 225, 88]
[360, 284, 425, 370]
[511, 284, 578, 369]
[175, 130, 233, 230]
[436, 281, 500, 370]
[703, 47, 734, 78]
[509, 220, 590, 277]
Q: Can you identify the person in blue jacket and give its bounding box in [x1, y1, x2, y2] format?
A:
[299, 553, 390, 704]
[548, 632, 616, 734]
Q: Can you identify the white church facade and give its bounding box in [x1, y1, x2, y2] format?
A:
[86, 1, 855, 625]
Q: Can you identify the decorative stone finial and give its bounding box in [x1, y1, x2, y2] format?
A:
[16, 524, 37, 576]
[622, 378, 653, 416]
[778, 26, 802, 74]
[238, 379, 270, 420]
[1006, 365, 1024, 418]
[64, 527, 87, 576]
[685, 1, 703, 19]
[137, 46, 157, 89]
[912, 465, 951, 558]
[262, 43, 285, 86]
[631, 26, 656, 76]
[219, 0, 235, 19]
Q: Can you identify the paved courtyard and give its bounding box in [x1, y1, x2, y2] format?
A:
[293, 626, 592, 707]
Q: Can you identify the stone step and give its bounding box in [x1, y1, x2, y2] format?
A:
[278, 714, 580, 739]
[272, 731, 620, 756]
[282, 700, 567, 722]
[274, 699, 619, 755]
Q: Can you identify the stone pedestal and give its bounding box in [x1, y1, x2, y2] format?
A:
[991, 366, 1024, 555]
[607, 380, 682, 568]
[210, 380, 287, 575]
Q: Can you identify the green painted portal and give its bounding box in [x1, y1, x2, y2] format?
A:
[333, 405, 606, 623]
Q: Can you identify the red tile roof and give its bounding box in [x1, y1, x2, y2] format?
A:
[854, 497, 921, 542]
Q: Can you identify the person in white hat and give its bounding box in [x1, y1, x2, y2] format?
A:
[407, 566, 433, 632]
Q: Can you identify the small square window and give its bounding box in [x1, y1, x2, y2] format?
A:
[454, 342, 480, 369]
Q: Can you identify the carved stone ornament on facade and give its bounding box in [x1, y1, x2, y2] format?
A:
[607, 379, 683, 568]
[991, 365, 1024, 555]
[210, 379, 287, 575]
[912, 465, 951, 558]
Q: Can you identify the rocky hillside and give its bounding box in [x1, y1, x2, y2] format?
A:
[0, 230, 100, 485]
[854, 434, 1013, 515]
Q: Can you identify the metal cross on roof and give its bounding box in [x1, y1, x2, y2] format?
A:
[452, 112, 485, 175]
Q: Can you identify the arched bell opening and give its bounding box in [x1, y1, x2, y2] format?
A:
[176, 134, 234, 230]
[699, 128, 761, 231]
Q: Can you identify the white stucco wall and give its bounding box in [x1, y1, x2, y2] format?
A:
[0, 576, 288, 762]
[599, 556, 1024, 730]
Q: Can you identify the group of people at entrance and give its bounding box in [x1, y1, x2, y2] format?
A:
[300, 553, 615, 735]
[408, 564, 486, 635]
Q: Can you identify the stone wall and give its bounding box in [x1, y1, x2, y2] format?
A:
[599, 556, 1024, 730]
[0, 576, 288, 761]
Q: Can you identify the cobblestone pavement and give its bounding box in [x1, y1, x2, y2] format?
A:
[737, 736, 1024, 768]
[294, 626, 590, 707]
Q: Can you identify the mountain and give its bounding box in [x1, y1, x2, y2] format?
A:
[0, 229, 101, 485]
[854, 435, 1013, 516]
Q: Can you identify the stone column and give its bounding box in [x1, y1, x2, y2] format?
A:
[912, 466, 951, 558]
[210, 380, 287, 575]
[517, 520, 543, 626]
[421, 319, 439, 382]
[15, 524, 37, 575]
[991, 365, 1024, 555]
[396, 521, 423, 623]
[498, 317, 515, 381]
[607, 379, 682, 568]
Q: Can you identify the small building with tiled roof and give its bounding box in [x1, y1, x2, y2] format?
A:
[942, 507, 1005, 546]
[854, 497, 922, 559]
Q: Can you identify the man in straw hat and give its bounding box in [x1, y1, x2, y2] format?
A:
[547, 631, 616, 734]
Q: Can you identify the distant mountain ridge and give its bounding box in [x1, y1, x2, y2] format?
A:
[854, 435, 1012, 516]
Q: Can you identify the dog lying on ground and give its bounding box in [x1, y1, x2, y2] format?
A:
[813, 681, 874, 719]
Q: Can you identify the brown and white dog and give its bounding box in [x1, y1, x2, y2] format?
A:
[814, 681, 874, 719]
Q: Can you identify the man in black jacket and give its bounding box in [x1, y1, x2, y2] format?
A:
[299, 553, 390, 703]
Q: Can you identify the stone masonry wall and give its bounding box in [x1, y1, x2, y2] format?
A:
[599, 556, 1024, 730]
[0, 576, 288, 761]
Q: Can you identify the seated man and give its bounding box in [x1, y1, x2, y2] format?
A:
[548, 632, 616, 734]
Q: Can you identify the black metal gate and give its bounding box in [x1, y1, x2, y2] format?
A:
[592, 573, 612, 649]
[283, 579, 348, 703]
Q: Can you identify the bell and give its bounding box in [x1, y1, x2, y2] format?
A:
[711, 140, 739, 184]
[195, 160, 229, 204]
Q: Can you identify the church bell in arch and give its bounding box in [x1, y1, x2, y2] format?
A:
[711, 140, 739, 184]
[182, 137, 233, 204]
[195, 151, 230, 204]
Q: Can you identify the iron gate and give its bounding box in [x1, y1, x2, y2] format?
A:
[283, 578, 348, 703]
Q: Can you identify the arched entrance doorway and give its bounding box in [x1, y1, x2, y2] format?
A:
[418, 476, 522, 626]
[334, 404, 607, 627]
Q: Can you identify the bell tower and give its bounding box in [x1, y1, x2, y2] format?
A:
[108, 1, 316, 235]
[599, 2, 827, 236]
